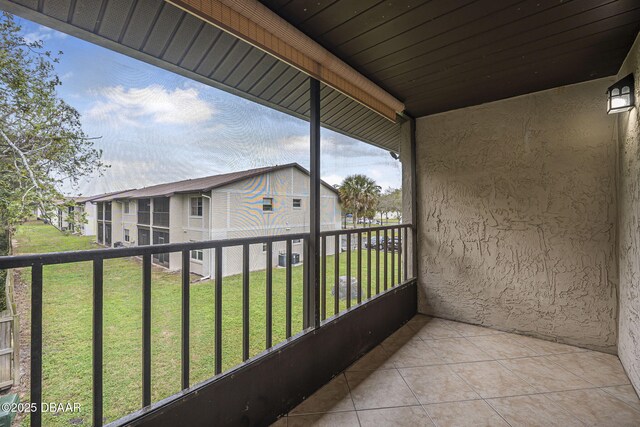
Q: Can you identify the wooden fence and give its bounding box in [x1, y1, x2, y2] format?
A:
[0, 230, 19, 391]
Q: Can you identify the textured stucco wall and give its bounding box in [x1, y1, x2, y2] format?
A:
[416, 78, 618, 353]
[616, 33, 640, 394]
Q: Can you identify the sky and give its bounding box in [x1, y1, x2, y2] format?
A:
[15, 16, 403, 197]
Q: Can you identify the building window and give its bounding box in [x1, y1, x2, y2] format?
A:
[263, 197, 273, 212]
[123, 201, 130, 214]
[190, 197, 203, 217]
[292, 238, 302, 245]
[152, 197, 170, 228]
[104, 202, 112, 221]
[293, 198, 301, 209]
[124, 229, 130, 242]
[191, 249, 203, 261]
[138, 198, 151, 225]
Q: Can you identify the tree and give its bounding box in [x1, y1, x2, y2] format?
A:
[377, 188, 402, 224]
[338, 174, 381, 227]
[0, 13, 104, 229]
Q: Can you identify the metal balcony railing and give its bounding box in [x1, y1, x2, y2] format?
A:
[0, 223, 413, 427]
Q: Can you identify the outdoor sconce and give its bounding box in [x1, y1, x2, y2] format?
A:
[607, 74, 635, 114]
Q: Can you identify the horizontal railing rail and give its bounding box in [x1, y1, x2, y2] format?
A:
[0, 223, 413, 427]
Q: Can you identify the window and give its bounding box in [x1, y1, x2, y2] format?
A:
[124, 229, 130, 242]
[138, 228, 150, 246]
[152, 197, 170, 228]
[293, 238, 302, 245]
[138, 198, 151, 225]
[293, 198, 301, 209]
[191, 249, 203, 261]
[263, 197, 273, 212]
[104, 202, 112, 221]
[190, 197, 203, 217]
[97, 203, 103, 220]
[123, 201, 130, 214]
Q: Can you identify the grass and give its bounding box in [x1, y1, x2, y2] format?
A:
[14, 221, 401, 425]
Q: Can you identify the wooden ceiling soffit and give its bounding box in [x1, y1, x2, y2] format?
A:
[166, 0, 405, 122]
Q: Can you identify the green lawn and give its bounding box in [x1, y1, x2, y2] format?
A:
[14, 222, 401, 425]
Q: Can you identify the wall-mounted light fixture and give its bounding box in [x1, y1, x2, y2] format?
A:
[607, 74, 635, 114]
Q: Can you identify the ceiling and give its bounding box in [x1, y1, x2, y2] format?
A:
[0, 0, 403, 151]
[260, 0, 640, 117]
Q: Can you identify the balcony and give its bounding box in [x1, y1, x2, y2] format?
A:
[283, 316, 640, 426]
[0, 0, 639, 426]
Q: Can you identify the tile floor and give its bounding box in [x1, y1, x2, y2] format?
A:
[271, 315, 640, 426]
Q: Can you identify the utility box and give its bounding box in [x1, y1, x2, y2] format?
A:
[278, 252, 300, 267]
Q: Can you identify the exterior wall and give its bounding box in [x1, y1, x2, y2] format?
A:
[616, 33, 640, 395]
[416, 78, 618, 353]
[103, 167, 342, 278]
[83, 202, 97, 236]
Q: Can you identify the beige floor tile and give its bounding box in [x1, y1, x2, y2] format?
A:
[358, 406, 435, 426]
[466, 334, 538, 359]
[487, 394, 583, 427]
[545, 351, 630, 387]
[499, 356, 591, 392]
[287, 411, 360, 427]
[449, 361, 536, 398]
[382, 324, 420, 347]
[346, 369, 419, 410]
[414, 319, 462, 340]
[601, 384, 640, 412]
[399, 365, 480, 404]
[428, 337, 493, 363]
[546, 388, 640, 426]
[407, 315, 432, 331]
[347, 345, 395, 371]
[508, 334, 586, 355]
[424, 399, 509, 427]
[382, 338, 444, 368]
[439, 320, 503, 337]
[290, 374, 355, 415]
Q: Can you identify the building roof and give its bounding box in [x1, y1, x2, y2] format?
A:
[80, 190, 137, 203]
[95, 163, 339, 201]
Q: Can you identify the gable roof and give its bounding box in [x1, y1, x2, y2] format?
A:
[95, 163, 339, 201]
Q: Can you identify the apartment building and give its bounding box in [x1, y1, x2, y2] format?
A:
[92, 164, 342, 277]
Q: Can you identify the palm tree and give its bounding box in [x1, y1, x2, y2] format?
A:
[338, 175, 381, 227]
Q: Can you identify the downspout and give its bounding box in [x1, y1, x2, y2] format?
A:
[202, 194, 213, 279]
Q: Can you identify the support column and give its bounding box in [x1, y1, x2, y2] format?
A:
[306, 78, 321, 329]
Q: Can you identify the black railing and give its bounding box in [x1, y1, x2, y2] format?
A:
[0, 223, 413, 427]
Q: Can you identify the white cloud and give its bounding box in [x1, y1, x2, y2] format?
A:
[86, 84, 217, 127]
[23, 25, 67, 44]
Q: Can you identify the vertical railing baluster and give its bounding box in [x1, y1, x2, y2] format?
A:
[391, 228, 395, 288]
[367, 230, 372, 299]
[384, 229, 388, 291]
[93, 259, 104, 426]
[321, 236, 326, 321]
[375, 230, 380, 295]
[303, 238, 308, 329]
[403, 226, 408, 281]
[285, 239, 292, 338]
[242, 244, 250, 361]
[31, 263, 43, 427]
[181, 251, 190, 390]
[266, 242, 272, 349]
[397, 227, 402, 284]
[334, 234, 339, 315]
[142, 254, 151, 407]
[215, 247, 222, 374]
[357, 231, 362, 304]
[346, 232, 351, 309]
